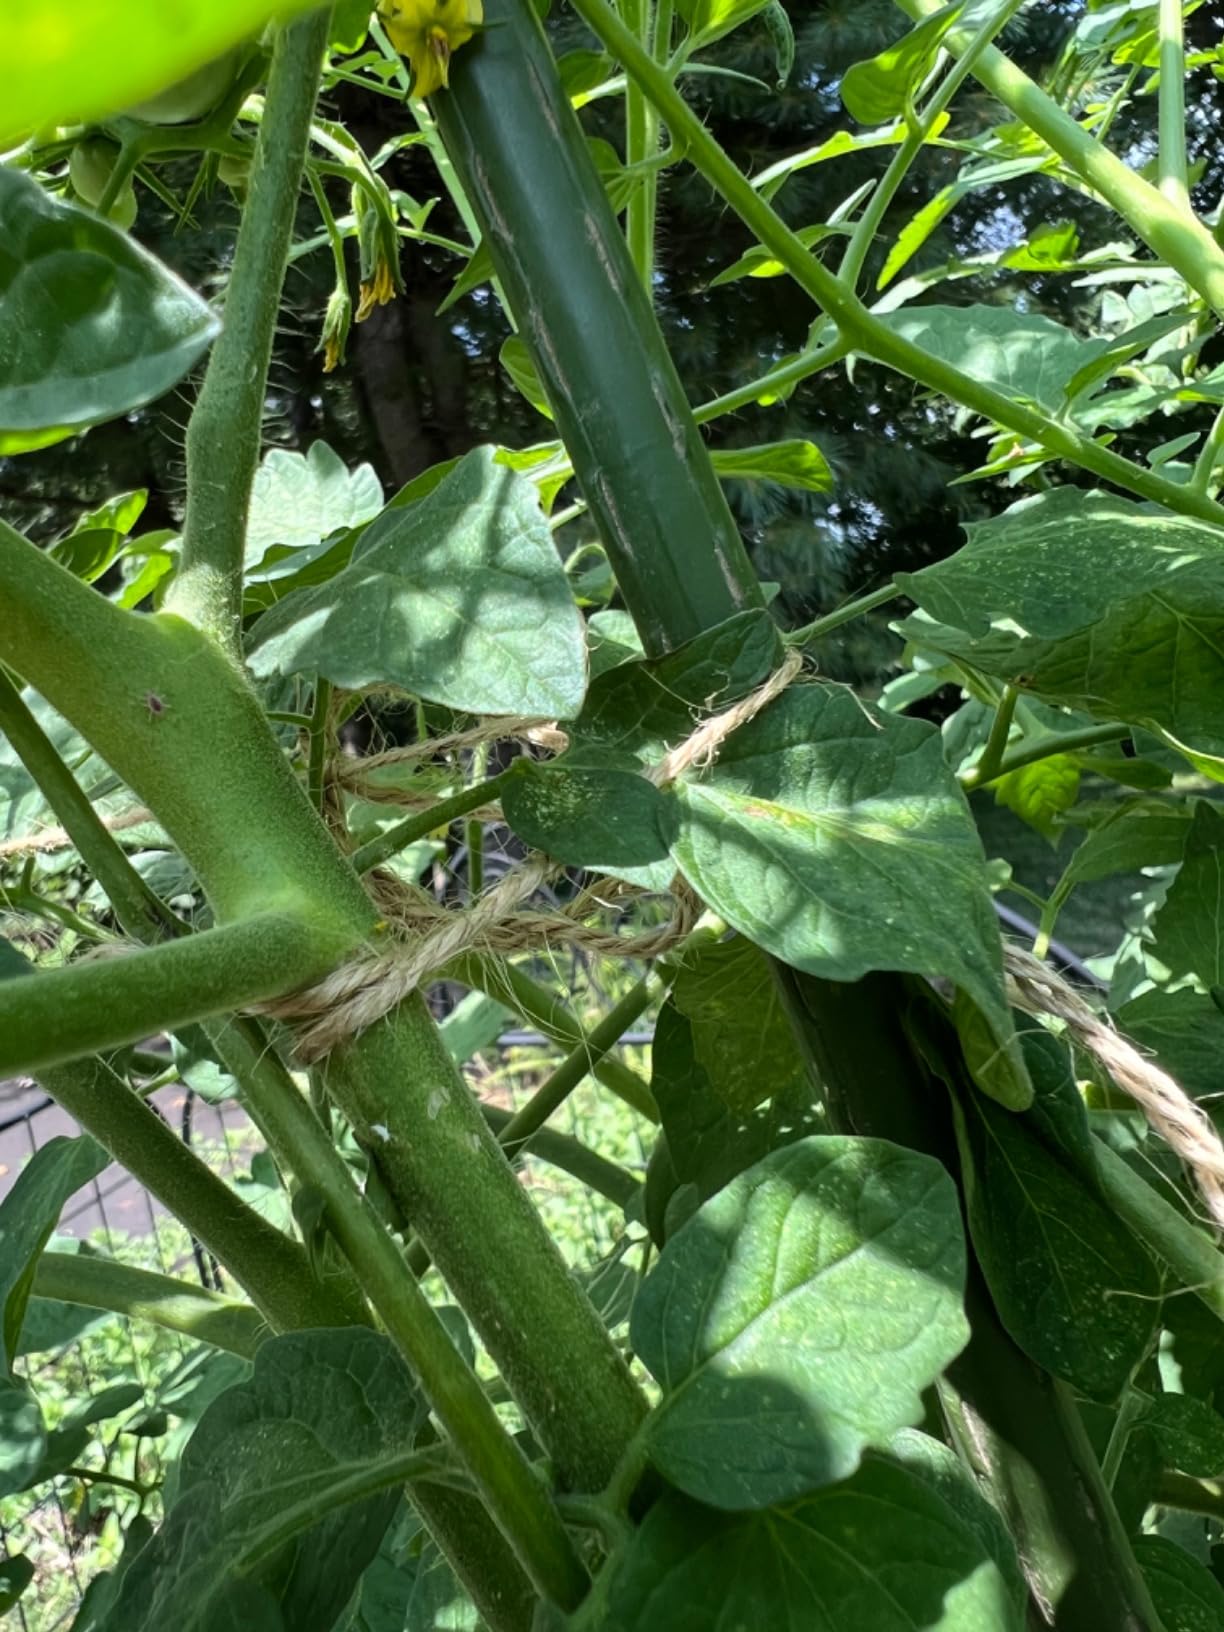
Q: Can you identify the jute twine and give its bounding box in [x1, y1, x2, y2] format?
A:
[1004, 945, 1224, 1230]
[333, 715, 567, 804]
[260, 648, 804, 1060]
[0, 806, 152, 859]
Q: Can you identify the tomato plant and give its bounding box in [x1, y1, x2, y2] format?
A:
[4, 1, 1224, 1628]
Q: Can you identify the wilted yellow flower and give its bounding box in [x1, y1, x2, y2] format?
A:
[318, 286, 352, 372]
[378, 0, 483, 99]
[355, 256, 397, 322]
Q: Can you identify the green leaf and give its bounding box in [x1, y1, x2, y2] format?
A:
[0, 169, 219, 452]
[668, 684, 1027, 1107]
[438, 240, 496, 315]
[1136, 1536, 1224, 1632]
[0, 1553, 35, 1614]
[52, 490, 148, 582]
[897, 489, 1224, 764]
[761, 1, 795, 87]
[1114, 987, 1224, 1101]
[0, 1134, 108, 1379]
[1, 3, 315, 141]
[1059, 797, 1193, 891]
[887, 1429, 1027, 1618]
[1145, 802, 1224, 989]
[670, 933, 808, 1114]
[101, 1329, 422, 1632]
[587, 610, 644, 678]
[0, 1382, 46, 1500]
[630, 1136, 969, 1507]
[991, 753, 1080, 840]
[649, 999, 819, 1206]
[950, 1030, 1160, 1400]
[502, 760, 676, 880]
[710, 438, 833, 493]
[687, 0, 773, 52]
[840, 4, 965, 125]
[1146, 1393, 1224, 1478]
[750, 117, 952, 203]
[330, 0, 372, 53]
[406, 1543, 480, 1631]
[566, 609, 782, 771]
[244, 441, 383, 571]
[500, 335, 553, 419]
[23, 1382, 145, 1492]
[709, 222, 842, 287]
[876, 157, 1050, 288]
[246, 446, 588, 719]
[572, 1458, 1022, 1631]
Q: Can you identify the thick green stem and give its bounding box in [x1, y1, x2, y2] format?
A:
[32, 1254, 268, 1359]
[0, 518, 375, 933]
[0, 672, 182, 943]
[569, 0, 1224, 528]
[894, 0, 1224, 314]
[974, 684, 1020, 787]
[321, 999, 649, 1492]
[169, 10, 332, 648]
[206, 1014, 587, 1607]
[0, 912, 347, 1077]
[30, 1052, 355, 1333]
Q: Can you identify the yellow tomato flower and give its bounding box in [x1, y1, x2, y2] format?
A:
[378, 0, 483, 99]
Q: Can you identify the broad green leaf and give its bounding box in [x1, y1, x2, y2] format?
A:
[0, 1554, 35, 1614]
[710, 438, 833, 493]
[1059, 797, 1192, 891]
[502, 760, 676, 883]
[888, 1429, 1027, 1618]
[571, 1458, 1021, 1631]
[566, 609, 781, 770]
[0, 1382, 46, 1500]
[670, 933, 808, 1114]
[687, 0, 773, 52]
[897, 489, 1224, 764]
[1114, 987, 1224, 1101]
[1146, 1393, 1224, 1478]
[873, 304, 1107, 410]
[244, 441, 383, 571]
[1145, 802, 1224, 989]
[630, 1136, 969, 1507]
[991, 753, 1080, 841]
[649, 999, 819, 1205]
[0, 3, 314, 141]
[951, 1031, 1160, 1399]
[1136, 1536, 1224, 1632]
[246, 447, 588, 718]
[331, 0, 372, 53]
[840, 4, 965, 125]
[0, 1134, 108, 1378]
[668, 684, 1028, 1107]
[587, 610, 644, 678]
[0, 169, 219, 452]
[102, 1328, 422, 1632]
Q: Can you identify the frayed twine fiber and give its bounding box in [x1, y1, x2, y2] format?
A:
[333, 715, 566, 804]
[260, 648, 805, 1059]
[0, 806, 152, 859]
[1005, 945, 1224, 1231]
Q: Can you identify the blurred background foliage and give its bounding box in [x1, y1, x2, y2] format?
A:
[8, 0, 1224, 685]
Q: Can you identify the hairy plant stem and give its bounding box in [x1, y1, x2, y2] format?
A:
[32, 1254, 268, 1358]
[1157, 0, 1189, 207]
[839, 0, 1026, 291]
[169, 10, 332, 648]
[960, 722, 1131, 791]
[894, 0, 1224, 314]
[569, 0, 1224, 529]
[350, 766, 519, 873]
[786, 580, 901, 647]
[0, 671, 182, 943]
[973, 684, 1020, 787]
